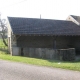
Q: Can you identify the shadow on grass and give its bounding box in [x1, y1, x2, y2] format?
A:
[26, 55, 80, 63]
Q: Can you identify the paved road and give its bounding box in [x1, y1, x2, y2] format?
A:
[0, 60, 80, 80]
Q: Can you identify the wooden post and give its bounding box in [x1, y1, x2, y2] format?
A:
[53, 39, 56, 49]
[53, 37, 56, 49]
[53, 37, 57, 59]
[21, 48, 24, 56]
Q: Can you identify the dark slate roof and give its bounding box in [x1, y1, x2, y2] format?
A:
[8, 17, 80, 36]
[71, 15, 80, 23]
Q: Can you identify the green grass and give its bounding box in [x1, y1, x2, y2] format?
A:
[0, 39, 7, 46]
[0, 52, 80, 71]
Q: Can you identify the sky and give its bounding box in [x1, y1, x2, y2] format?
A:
[0, 0, 80, 20]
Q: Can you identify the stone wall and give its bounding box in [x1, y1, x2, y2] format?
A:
[19, 48, 75, 61]
[11, 45, 75, 61]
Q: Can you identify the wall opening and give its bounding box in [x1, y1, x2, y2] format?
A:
[21, 48, 24, 56]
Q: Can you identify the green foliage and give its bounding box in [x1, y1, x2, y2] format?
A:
[0, 53, 80, 71]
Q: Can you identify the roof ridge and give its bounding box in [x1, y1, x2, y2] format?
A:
[8, 16, 71, 22]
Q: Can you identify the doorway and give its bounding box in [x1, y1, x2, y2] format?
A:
[21, 48, 24, 56]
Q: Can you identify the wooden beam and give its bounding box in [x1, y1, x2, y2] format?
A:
[53, 36, 57, 49]
[53, 39, 56, 49]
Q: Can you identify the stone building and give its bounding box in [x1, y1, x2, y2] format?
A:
[7, 15, 80, 60]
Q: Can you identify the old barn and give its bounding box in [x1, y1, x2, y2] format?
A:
[7, 15, 80, 60]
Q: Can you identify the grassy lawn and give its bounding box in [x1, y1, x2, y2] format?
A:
[0, 52, 80, 71]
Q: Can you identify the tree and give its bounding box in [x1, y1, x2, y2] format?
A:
[0, 13, 8, 46]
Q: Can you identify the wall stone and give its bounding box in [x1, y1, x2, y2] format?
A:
[11, 46, 76, 61]
[35, 48, 42, 58]
[20, 48, 76, 61]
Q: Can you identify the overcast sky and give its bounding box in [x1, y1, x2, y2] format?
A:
[0, 0, 80, 20]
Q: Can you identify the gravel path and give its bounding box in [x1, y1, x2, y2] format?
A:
[0, 59, 80, 80]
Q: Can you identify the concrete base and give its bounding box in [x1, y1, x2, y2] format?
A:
[12, 47, 20, 56]
[11, 47, 76, 61]
[23, 48, 76, 61]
